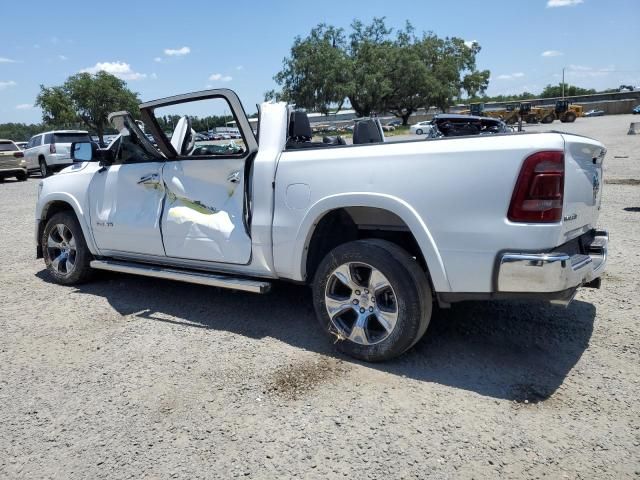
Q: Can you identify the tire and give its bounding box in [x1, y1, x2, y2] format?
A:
[415, 129, 423, 135]
[39, 158, 52, 177]
[541, 114, 555, 124]
[561, 112, 577, 123]
[15, 171, 27, 181]
[312, 239, 432, 362]
[41, 211, 93, 285]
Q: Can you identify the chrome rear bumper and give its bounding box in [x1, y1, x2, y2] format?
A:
[497, 230, 608, 296]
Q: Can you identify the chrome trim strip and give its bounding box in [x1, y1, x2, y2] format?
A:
[90, 259, 271, 294]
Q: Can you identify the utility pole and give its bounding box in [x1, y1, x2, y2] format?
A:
[562, 67, 565, 99]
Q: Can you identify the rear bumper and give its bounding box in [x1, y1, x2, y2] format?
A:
[0, 167, 27, 176]
[46, 154, 72, 166]
[497, 229, 608, 295]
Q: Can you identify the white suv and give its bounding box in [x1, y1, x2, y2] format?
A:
[25, 130, 91, 177]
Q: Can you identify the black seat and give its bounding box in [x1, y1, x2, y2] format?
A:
[353, 119, 383, 144]
[286, 111, 340, 149]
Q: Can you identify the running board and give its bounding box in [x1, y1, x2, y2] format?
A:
[90, 260, 271, 294]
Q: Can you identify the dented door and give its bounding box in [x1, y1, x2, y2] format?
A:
[160, 158, 251, 263]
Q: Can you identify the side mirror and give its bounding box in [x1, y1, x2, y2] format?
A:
[71, 142, 95, 162]
[71, 141, 114, 166]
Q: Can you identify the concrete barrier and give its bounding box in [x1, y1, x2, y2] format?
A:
[628, 122, 640, 135]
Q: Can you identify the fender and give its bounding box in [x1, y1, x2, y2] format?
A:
[37, 192, 100, 256]
[288, 192, 451, 292]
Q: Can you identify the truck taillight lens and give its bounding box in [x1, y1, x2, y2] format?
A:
[50, 143, 56, 154]
[508, 151, 564, 223]
[13, 151, 24, 158]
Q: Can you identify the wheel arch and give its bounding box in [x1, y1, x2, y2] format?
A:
[37, 194, 98, 258]
[287, 193, 450, 292]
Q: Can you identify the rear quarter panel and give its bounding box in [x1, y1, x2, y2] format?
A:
[273, 133, 567, 293]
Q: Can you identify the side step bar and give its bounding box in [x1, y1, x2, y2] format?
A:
[90, 260, 271, 294]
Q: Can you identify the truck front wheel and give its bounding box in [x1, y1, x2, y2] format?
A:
[42, 211, 93, 285]
[312, 239, 432, 362]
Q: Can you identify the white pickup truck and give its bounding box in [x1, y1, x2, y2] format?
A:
[35, 89, 608, 361]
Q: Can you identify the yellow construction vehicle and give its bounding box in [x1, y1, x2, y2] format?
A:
[533, 100, 583, 123]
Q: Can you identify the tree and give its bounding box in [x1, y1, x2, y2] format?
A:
[271, 18, 491, 123]
[272, 24, 351, 115]
[36, 71, 140, 145]
[541, 83, 596, 98]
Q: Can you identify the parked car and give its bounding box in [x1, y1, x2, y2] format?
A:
[37, 88, 608, 362]
[584, 109, 605, 117]
[14, 141, 28, 150]
[632, 105, 640, 114]
[409, 121, 433, 135]
[426, 114, 511, 138]
[24, 130, 91, 177]
[387, 119, 402, 127]
[0, 139, 28, 181]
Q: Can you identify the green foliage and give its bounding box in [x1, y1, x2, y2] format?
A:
[155, 114, 231, 133]
[271, 18, 491, 123]
[272, 24, 351, 115]
[36, 71, 140, 144]
[0, 123, 44, 142]
[540, 83, 597, 98]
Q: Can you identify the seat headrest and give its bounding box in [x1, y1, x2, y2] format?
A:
[289, 111, 312, 141]
[353, 119, 383, 144]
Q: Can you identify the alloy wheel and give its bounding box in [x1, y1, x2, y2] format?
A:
[46, 224, 77, 275]
[324, 262, 399, 345]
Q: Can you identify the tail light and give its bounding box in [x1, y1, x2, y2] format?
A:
[13, 151, 24, 158]
[50, 143, 56, 154]
[508, 150, 564, 223]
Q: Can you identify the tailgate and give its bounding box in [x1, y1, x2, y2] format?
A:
[0, 151, 20, 168]
[561, 134, 605, 241]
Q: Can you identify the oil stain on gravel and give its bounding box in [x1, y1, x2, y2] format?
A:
[266, 357, 349, 400]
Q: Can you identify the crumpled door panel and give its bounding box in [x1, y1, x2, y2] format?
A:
[160, 159, 251, 264]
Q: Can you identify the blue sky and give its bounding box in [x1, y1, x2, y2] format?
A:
[1, 0, 639, 123]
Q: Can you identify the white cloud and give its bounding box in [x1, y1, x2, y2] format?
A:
[542, 50, 563, 57]
[567, 64, 615, 78]
[58, 55, 68, 61]
[33, 44, 40, 49]
[15, 103, 33, 110]
[0, 57, 18, 63]
[236, 65, 244, 70]
[50, 36, 60, 44]
[464, 40, 477, 49]
[208, 73, 232, 82]
[154, 57, 162, 63]
[495, 72, 525, 80]
[547, 0, 583, 7]
[0, 80, 17, 90]
[150, 73, 158, 79]
[80, 61, 147, 80]
[164, 46, 191, 56]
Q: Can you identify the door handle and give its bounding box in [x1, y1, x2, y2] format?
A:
[138, 173, 160, 186]
[227, 170, 241, 184]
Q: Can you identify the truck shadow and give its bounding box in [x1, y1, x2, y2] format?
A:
[38, 271, 595, 402]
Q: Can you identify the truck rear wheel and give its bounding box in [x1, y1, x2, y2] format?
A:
[42, 211, 93, 285]
[561, 112, 577, 123]
[312, 239, 432, 362]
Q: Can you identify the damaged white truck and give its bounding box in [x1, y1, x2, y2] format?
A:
[35, 89, 608, 361]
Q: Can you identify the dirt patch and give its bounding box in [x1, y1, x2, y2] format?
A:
[266, 357, 349, 399]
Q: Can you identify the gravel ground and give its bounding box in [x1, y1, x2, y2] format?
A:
[1, 115, 639, 479]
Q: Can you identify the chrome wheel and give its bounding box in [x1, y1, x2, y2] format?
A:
[324, 262, 398, 345]
[46, 224, 77, 275]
